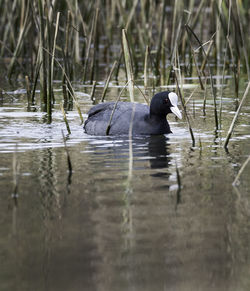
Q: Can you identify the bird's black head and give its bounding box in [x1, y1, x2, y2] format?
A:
[150, 91, 182, 119]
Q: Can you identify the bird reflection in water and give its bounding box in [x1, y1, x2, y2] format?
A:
[147, 135, 171, 178]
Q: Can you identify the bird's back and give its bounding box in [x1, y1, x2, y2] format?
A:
[84, 101, 170, 136]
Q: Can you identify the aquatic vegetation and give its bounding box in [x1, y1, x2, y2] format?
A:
[0, 3, 250, 291]
[0, 0, 249, 145]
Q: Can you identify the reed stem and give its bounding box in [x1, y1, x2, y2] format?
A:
[106, 81, 130, 135]
[25, 75, 31, 106]
[175, 72, 195, 147]
[61, 129, 73, 178]
[90, 81, 97, 101]
[60, 103, 71, 135]
[12, 144, 20, 200]
[38, 0, 47, 105]
[233, 155, 250, 186]
[122, 29, 134, 102]
[101, 60, 118, 102]
[224, 81, 250, 149]
[185, 24, 219, 131]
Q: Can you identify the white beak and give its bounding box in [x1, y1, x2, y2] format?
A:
[170, 106, 182, 119]
[168, 92, 182, 119]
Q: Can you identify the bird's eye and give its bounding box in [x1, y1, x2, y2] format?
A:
[164, 99, 169, 104]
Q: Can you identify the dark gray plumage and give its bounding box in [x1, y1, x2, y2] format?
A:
[84, 91, 182, 136]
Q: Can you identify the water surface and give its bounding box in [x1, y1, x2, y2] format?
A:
[0, 83, 250, 291]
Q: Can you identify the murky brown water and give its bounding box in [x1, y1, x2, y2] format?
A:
[0, 81, 250, 291]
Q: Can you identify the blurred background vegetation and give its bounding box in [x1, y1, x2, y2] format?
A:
[0, 0, 249, 110]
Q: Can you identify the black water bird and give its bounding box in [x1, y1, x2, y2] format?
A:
[84, 91, 182, 136]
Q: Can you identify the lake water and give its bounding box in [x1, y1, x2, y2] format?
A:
[0, 81, 250, 291]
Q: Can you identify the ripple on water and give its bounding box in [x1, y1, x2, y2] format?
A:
[0, 84, 250, 291]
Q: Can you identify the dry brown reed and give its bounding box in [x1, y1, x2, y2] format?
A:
[0, 0, 248, 132]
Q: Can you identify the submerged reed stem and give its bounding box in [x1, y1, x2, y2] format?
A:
[46, 9, 52, 123]
[60, 103, 71, 135]
[61, 129, 73, 179]
[25, 75, 31, 106]
[224, 81, 250, 149]
[175, 161, 182, 210]
[233, 155, 250, 186]
[12, 144, 20, 201]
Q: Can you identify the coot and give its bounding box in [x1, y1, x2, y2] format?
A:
[84, 91, 182, 136]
